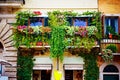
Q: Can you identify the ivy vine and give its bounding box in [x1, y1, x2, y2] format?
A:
[50, 27, 66, 60]
[17, 49, 34, 80]
[80, 54, 99, 80]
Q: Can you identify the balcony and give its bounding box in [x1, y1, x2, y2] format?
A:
[101, 38, 120, 55]
[0, 0, 24, 7]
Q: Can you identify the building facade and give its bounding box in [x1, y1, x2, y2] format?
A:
[0, 0, 120, 80]
[98, 0, 120, 80]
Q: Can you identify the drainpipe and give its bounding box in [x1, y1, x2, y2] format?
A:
[57, 55, 59, 70]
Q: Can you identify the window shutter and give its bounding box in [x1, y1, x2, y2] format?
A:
[44, 17, 48, 26]
[101, 15, 105, 37]
[118, 16, 120, 34]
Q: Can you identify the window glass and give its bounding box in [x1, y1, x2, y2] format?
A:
[103, 65, 119, 80]
[65, 70, 73, 80]
[30, 17, 43, 26]
[103, 75, 119, 80]
[105, 17, 118, 35]
[103, 65, 119, 72]
[74, 18, 87, 27]
[73, 17, 92, 27]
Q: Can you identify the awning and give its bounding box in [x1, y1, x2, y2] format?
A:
[0, 59, 12, 66]
[33, 64, 52, 70]
[64, 64, 83, 70]
[63, 57, 84, 70]
[33, 57, 52, 70]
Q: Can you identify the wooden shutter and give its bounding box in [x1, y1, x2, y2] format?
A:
[101, 15, 105, 37]
[118, 16, 120, 34]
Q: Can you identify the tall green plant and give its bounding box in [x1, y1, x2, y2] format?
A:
[17, 49, 34, 80]
[81, 54, 99, 80]
[50, 27, 66, 60]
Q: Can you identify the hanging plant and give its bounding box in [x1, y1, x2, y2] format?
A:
[101, 49, 113, 62]
[50, 27, 66, 60]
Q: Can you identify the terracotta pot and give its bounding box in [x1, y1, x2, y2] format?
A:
[109, 34, 112, 39]
[36, 42, 43, 46]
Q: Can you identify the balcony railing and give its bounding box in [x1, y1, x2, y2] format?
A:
[101, 39, 120, 44]
[0, 0, 24, 4]
[101, 38, 120, 53]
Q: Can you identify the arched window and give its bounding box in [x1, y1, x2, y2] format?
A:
[102, 64, 119, 80]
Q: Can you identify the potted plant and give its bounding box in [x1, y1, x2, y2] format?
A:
[86, 26, 98, 38]
[101, 49, 113, 62]
[106, 44, 118, 53]
[107, 26, 115, 39]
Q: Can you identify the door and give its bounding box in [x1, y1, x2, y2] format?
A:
[65, 70, 73, 80]
[41, 70, 51, 80]
[33, 70, 51, 80]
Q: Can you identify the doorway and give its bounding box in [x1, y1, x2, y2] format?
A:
[65, 70, 83, 80]
[33, 70, 51, 80]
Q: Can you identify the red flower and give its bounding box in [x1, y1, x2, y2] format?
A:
[33, 11, 42, 15]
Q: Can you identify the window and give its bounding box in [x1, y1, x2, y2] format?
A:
[103, 65, 119, 80]
[73, 17, 92, 27]
[65, 70, 73, 80]
[33, 70, 51, 80]
[104, 17, 119, 35]
[103, 65, 119, 72]
[30, 17, 43, 26]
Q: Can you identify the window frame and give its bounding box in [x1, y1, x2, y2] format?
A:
[72, 17, 90, 27]
[100, 63, 120, 80]
[104, 16, 119, 36]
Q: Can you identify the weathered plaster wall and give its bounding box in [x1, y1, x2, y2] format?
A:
[99, 0, 120, 14]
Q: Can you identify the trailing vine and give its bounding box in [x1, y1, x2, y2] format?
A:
[82, 11, 102, 39]
[50, 27, 66, 60]
[12, 11, 37, 48]
[48, 11, 75, 60]
[80, 53, 99, 80]
[17, 49, 34, 80]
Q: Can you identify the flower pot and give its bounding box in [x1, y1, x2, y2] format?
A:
[109, 34, 112, 39]
[36, 41, 43, 46]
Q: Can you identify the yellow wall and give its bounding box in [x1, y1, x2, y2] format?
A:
[99, 0, 120, 14]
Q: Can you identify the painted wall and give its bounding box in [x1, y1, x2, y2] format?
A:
[23, 0, 98, 8]
[98, 0, 120, 14]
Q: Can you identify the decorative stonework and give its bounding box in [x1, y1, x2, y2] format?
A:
[0, 19, 17, 80]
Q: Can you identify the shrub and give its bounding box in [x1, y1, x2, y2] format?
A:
[106, 44, 117, 53]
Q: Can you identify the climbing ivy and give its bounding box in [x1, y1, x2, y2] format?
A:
[17, 49, 34, 80]
[82, 11, 102, 39]
[80, 54, 99, 80]
[50, 27, 66, 61]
